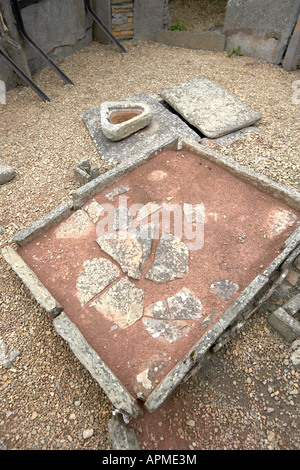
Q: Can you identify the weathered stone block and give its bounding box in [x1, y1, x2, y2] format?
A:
[224, 0, 300, 64]
[160, 78, 262, 139]
[1, 246, 63, 318]
[268, 307, 300, 342]
[0, 164, 16, 185]
[283, 14, 300, 71]
[108, 415, 140, 450]
[156, 29, 225, 52]
[134, 0, 165, 40]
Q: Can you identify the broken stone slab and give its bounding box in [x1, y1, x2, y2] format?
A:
[160, 78, 262, 139]
[1, 246, 63, 318]
[53, 312, 141, 417]
[91, 277, 145, 329]
[12, 200, 73, 246]
[100, 101, 153, 141]
[108, 415, 140, 450]
[83, 199, 104, 223]
[145, 233, 189, 283]
[0, 164, 16, 185]
[142, 317, 190, 344]
[74, 159, 100, 185]
[268, 307, 300, 342]
[105, 184, 131, 202]
[167, 287, 203, 320]
[210, 279, 239, 301]
[284, 293, 300, 316]
[76, 258, 120, 306]
[144, 273, 270, 413]
[97, 224, 155, 280]
[55, 209, 91, 239]
[82, 94, 199, 165]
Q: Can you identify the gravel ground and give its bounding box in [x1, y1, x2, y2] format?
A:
[0, 31, 299, 451]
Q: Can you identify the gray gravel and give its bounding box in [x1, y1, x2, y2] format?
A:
[0, 36, 299, 450]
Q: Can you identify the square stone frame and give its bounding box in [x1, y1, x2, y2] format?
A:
[3, 137, 300, 417]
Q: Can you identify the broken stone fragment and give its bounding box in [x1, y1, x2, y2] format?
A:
[55, 210, 91, 239]
[0, 164, 16, 185]
[100, 101, 153, 141]
[76, 258, 120, 306]
[145, 233, 189, 283]
[167, 287, 203, 320]
[91, 277, 145, 329]
[74, 159, 100, 185]
[97, 224, 155, 280]
[210, 279, 239, 301]
[142, 317, 190, 344]
[83, 199, 104, 223]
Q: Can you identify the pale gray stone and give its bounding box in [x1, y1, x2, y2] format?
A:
[210, 279, 239, 301]
[142, 317, 190, 344]
[0, 164, 16, 185]
[82, 94, 199, 165]
[100, 101, 153, 141]
[160, 78, 262, 139]
[76, 258, 120, 306]
[0, 339, 21, 369]
[55, 209, 90, 238]
[167, 287, 203, 320]
[91, 277, 144, 329]
[108, 415, 141, 450]
[97, 224, 154, 280]
[268, 307, 300, 342]
[144, 300, 169, 319]
[83, 199, 104, 223]
[145, 234, 189, 283]
[1, 246, 63, 318]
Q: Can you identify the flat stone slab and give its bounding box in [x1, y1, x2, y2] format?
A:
[82, 93, 200, 165]
[160, 78, 262, 139]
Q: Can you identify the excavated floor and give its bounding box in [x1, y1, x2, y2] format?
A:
[19, 149, 299, 401]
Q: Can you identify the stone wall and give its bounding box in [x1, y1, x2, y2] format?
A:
[111, 0, 134, 41]
[224, 0, 300, 65]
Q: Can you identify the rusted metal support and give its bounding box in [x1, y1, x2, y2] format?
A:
[0, 47, 50, 102]
[84, 0, 126, 53]
[10, 0, 74, 85]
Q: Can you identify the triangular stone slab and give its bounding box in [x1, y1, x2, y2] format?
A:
[160, 78, 262, 139]
[100, 101, 152, 142]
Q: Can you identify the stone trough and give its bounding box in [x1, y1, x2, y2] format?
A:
[2, 81, 300, 421]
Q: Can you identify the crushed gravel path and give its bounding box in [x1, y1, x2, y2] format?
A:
[0, 36, 299, 450]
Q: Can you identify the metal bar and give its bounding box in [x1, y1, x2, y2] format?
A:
[84, 0, 126, 53]
[0, 48, 50, 102]
[10, 0, 74, 85]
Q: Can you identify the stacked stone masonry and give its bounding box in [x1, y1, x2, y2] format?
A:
[111, 0, 134, 40]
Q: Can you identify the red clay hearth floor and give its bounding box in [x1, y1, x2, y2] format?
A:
[19, 149, 299, 402]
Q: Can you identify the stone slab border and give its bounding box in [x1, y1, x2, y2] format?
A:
[53, 312, 142, 418]
[1, 246, 63, 318]
[3, 136, 300, 416]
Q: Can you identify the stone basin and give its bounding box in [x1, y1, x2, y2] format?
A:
[100, 101, 152, 142]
